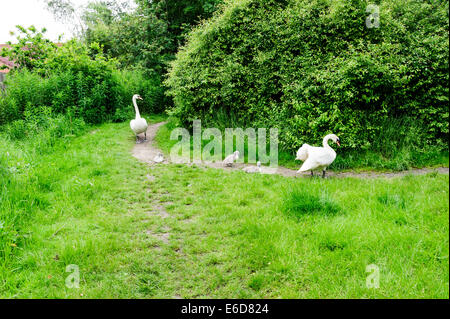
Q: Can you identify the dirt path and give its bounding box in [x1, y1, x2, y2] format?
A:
[132, 122, 449, 178]
[132, 121, 169, 165]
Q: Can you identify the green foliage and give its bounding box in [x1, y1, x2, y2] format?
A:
[327, 117, 449, 170]
[82, 0, 223, 73]
[112, 68, 167, 121]
[74, 1, 223, 113]
[154, 119, 448, 171]
[80, 2, 170, 73]
[44, 0, 76, 23]
[108, 10, 173, 73]
[1, 121, 448, 298]
[0, 26, 57, 72]
[0, 113, 86, 259]
[0, 30, 163, 125]
[136, 0, 224, 43]
[3, 107, 86, 143]
[166, 0, 449, 153]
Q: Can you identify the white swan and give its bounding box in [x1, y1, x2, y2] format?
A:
[243, 161, 261, 173]
[223, 151, 239, 167]
[130, 94, 148, 143]
[153, 152, 164, 163]
[296, 134, 340, 178]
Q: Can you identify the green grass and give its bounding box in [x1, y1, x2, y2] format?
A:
[0, 118, 448, 298]
[278, 148, 449, 171]
[156, 118, 449, 171]
[282, 190, 342, 220]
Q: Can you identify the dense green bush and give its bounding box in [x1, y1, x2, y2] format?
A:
[0, 38, 164, 126]
[166, 0, 449, 152]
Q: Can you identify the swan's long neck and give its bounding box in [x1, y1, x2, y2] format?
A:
[323, 135, 333, 149]
[133, 96, 141, 119]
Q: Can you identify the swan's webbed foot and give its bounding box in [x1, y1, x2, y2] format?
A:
[135, 135, 140, 144]
[322, 170, 326, 178]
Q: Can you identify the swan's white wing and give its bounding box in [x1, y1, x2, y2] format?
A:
[154, 154, 164, 163]
[223, 154, 233, 162]
[223, 153, 235, 165]
[131, 118, 148, 134]
[299, 147, 336, 171]
[299, 158, 316, 172]
[296, 144, 310, 161]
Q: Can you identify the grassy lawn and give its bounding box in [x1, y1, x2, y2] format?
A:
[0, 119, 448, 298]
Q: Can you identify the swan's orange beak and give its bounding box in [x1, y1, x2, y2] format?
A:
[336, 140, 340, 147]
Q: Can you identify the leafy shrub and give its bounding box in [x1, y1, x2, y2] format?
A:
[0, 26, 57, 72]
[0, 39, 165, 126]
[166, 0, 449, 152]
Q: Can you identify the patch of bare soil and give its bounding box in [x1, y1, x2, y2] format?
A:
[193, 162, 449, 178]
[146, 228, 170, 244]
[149, 203, 170, 219]
[132, 122, 168, 165]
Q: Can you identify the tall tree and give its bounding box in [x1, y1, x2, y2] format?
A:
[136, 0, 222, 47]
[80, 0, 223, 72]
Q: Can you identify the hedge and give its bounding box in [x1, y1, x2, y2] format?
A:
[166, 0, 449, 151]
